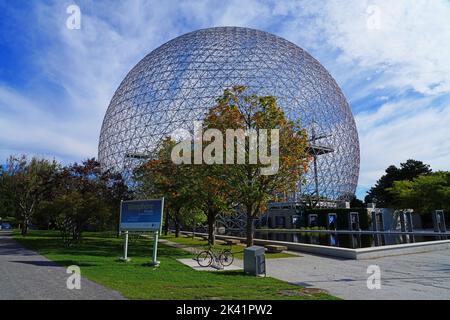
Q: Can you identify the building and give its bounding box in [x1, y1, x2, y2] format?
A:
[98, 27, 360, 204]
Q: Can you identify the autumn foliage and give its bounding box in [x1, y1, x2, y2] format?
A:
[134, 86, 310, 246]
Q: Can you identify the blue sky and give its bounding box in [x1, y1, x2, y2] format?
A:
[1, 0, 450, 199]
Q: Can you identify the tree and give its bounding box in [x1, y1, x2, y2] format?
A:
[135, 140, 235, 244]
[48, 190, 109, 245]
[350, 196, 365, 208]
[134, 86, 309, 246]
[0, 154, 129, 240]
[104, 171, 132, 233]
[179, 206, 206, 238]
[134, 139, 193, 238]
[365, 159, 432, 207]
[202, 86, 310, 246]
[43, 159, 125, 244]
[0, 155, 59, 235]
[189, 164, 234, 245]
[0, 165, 8, 217]
[389, 171, 450, 214]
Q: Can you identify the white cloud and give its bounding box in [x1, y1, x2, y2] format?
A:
[1, 0, 195, 163]
[1, 0, 449, 195]
[279, 0, 450, 95]
[1, 0, 277, 164]
[356, 97, 450, 187]
[0, 85, 96, 161]
[272, 0, 450, 193]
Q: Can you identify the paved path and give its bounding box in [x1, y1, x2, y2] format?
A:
[0, 231, 124, 300]
[233, 250, 450, 300]
[159, 238, 202, 254]
[151, 237, 450, 299]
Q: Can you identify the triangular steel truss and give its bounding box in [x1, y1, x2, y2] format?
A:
[98, 27, 360, 202]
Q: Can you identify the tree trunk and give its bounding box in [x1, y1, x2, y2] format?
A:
[175, 222, 180, 237]
[207, 213, 215, 246]
[21, 218, 28, 236]
[163, 211, 169, 236]
[246, 210, 254, 247]
[174, 208, 181, 237]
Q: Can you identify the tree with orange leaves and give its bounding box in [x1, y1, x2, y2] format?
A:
[134, 86, 309, 246]
[203, 86, 310, 246]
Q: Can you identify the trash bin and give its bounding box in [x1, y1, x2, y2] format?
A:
[244, 246, 266, 276]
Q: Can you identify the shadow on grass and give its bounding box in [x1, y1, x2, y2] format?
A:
[212, 270, 248, 277]
[11, 260, 97, 267]
[15, 231, 190, 262]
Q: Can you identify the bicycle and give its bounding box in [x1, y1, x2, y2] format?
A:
[196, 245, 234, 268]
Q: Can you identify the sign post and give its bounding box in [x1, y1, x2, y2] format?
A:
[121, 230, 130, 262]
[119, 198, 164, 265]
[150, 231, 160, 267]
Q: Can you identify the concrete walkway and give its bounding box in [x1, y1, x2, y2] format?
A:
[233, 250, 450, 300]
[159, 239, 243, 272]
[162, 237, 450, 299]
[0, 231, 125, 300]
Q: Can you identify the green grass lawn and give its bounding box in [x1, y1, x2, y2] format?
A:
[13, 230, 337, 300]
[161, 234, 297, 260]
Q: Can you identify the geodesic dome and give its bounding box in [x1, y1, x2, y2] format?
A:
[98, 27, 359, 201]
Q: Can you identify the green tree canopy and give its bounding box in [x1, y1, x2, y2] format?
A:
[134, 138, 197, 237]
[40, 158, 130, 244]
[365, 159, 432, 207]
[0, 155, 59, 235]
[134, 137, 233, 243]
[0, 155, 129, 241]
[389, 171, 450, 214]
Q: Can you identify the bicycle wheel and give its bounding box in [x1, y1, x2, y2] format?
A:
[197, 251, 213, 267]
[219, 250, 234, 267]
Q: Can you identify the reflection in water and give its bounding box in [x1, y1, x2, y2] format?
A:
[245, 231, 449, 249]
[329, 233, 338, 247]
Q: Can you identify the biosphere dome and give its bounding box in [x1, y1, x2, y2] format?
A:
[98, 27, 359, 202]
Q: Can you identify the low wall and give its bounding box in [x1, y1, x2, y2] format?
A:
[179, 231, 450, 260]
[353, 240, 450, 260]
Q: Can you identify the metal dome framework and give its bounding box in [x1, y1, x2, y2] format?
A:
[98, 27, 360, 202]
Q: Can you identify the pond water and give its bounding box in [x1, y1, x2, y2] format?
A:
[228, 231, 449, 249]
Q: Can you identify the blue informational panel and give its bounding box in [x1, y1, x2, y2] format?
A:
[120, 199, 164, 232]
